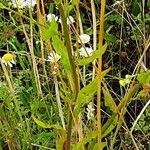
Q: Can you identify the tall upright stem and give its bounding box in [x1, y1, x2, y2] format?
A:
[57, 3, 79, 150]
[97, 0, 106, 149]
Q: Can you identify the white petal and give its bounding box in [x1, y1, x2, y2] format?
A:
[8, 62, 13, 67]
[79, 47, 93, 57]
[78, 34, 90, 44]
[11, 59, 16, 64]
[4, 62, 8, 66]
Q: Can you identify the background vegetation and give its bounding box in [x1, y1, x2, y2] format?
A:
[0, 0, 150, 149]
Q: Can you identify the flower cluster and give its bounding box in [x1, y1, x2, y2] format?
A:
[78, 34, 93, 57]
[79, 47, 93, 57]
[12, 0, 36, 9]
[47, 14, 58, 22]
[46, 13, 75, 25]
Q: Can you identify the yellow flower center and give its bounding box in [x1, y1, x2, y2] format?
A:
[3, 53, 13, 62]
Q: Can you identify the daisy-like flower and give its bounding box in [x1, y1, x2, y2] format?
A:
[12, 0, 36, 9]
[47, 51, 61, 63]
[79, 47, 93, 57]
[59, 16, 75, 25]
[47, 13, 58, 22]
[2, 53, 16, 67]
[78, 34, 90, 44]
[86, 102, 95, 120]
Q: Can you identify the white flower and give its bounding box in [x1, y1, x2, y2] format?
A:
[79, 47, 93, 57]
[47, 51, 61, 63]
[67, 16, 75, 24]
[86, 102, 95, 120]
[59, 16, 75, 25]
[47, 13, 58, 22]
[78, 34, 90, 44]
[12, 0, 36, 9]
[2, 53, 16, 68]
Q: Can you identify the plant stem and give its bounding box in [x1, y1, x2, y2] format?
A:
[97, 0, 106, 149]
[57, 3, 79, 149]
[91, 0, 97, 80]
[21, 14, 43, 97]
[0, 58, 14, 93]
[54, 76, 66, 130]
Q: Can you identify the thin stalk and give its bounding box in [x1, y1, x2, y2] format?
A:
[91, 0, 97, 80]
[75, 0, 84, 143]
[0, 58, 14, 93]
[54, 76, 66, 130]
[97, 0, 106, 149]
[21, 10, 43, 97]
[131, 99, 150, 133]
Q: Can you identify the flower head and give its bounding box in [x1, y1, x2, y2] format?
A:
[47, 51, 61, 63]
[59, 16, 75, 25]
[78, 34, 90, 44]
[79, 47, 93, 57]
[12, 0, 36, 9]
[47, 13, 58, 22]
[2, 53, 16, 67]
[86, 102, 95, 120]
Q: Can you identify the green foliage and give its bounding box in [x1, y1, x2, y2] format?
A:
[102, 114, 118, 138]
[137, 70, 150, 85]
[119, 75, 133, 87]
[134, 106, 150, 133]
[106, 14, 122, 24]
[42, 20, 58, 40]
[78, 44, 107, 66]
[132, 0, 141, 16]
[103, 86, 118, 113]
[52, 35, 72, 72]
[74, 76, 98, 117]
[0, 0, 149, 149]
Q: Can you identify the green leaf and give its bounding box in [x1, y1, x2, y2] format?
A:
[93, 142, 107, 150]
[32, 115, 63, 130]
[72, 131, 98, 150]
[0, 3, 6, 9]
[106, 14, 122, 24]
[54, 0, 62, 4]
[73, 76, 98, 117]
[52, 35, 72, 72]
[72, 0, 78, 5]
[104, 33, 118, 43]
[102, 114, 118, 138]
[103, 87, 118, 113]
[84, 131, 98, 144]
[73, 68, 110, 117]
[119, 74, 133, 87]
[78, 44, 107, 66]
[56, 130, 66, 150]
[42, 20, 58, 40]
[137, 70, 150, 85]
[132, 0, 141, 16]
